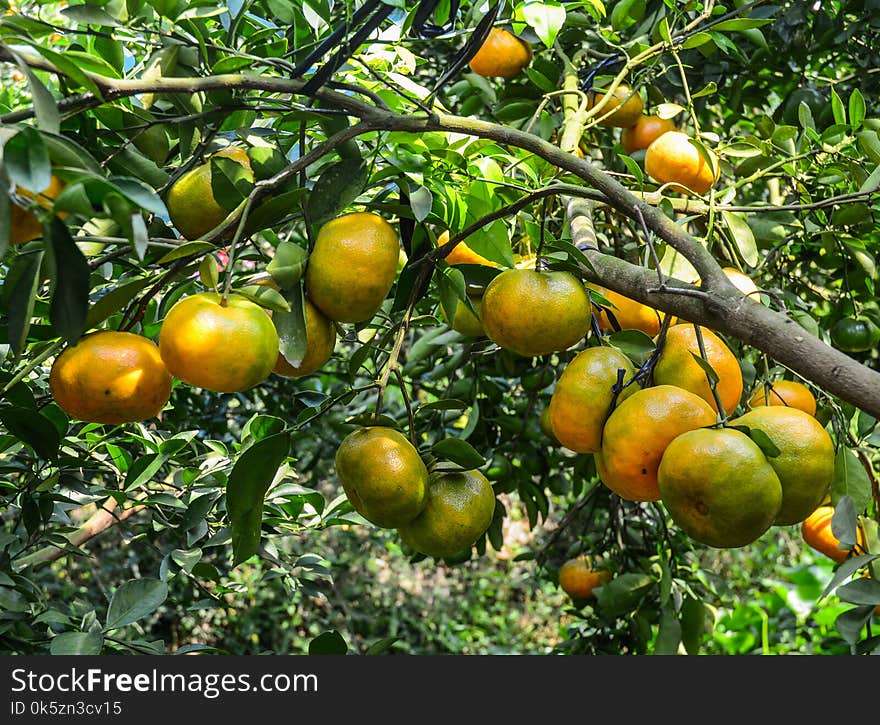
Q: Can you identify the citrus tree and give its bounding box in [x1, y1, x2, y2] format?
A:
[1, 0, 879, 656]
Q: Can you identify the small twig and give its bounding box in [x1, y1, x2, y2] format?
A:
[393, 367, 417, 447]
[692, 323, 727, 422]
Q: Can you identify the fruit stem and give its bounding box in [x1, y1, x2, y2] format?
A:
[692, 323, 728, 424]
[220, 196, 255, 305]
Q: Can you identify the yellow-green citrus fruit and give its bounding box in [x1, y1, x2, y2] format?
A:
[548, 346, 638, 453]
[273, 298, 337, 377]
[480, 269, 591, 357]
[658, 427, 783, 548]
[730, 406, 834, 526]
[397, 468, 496, 558]
[335, 426, 429, 529]
[159, 292, 279, 393]
[304, 212, 401, 324]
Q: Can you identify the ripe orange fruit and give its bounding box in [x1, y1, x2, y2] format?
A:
[166, 147, 253, 241]
[467, 27, 532, 78]
[9, 175, 66, 246]
[589, 284, 663, 336]
[438, 231, 499, 267]
[587, 84, 644, 128]
[621, 115, 676, 154]
[658, 427, 783, 548]
[49, 331, 172, 424]
[645, 131, 720, 195]
[652, 324, 743, 415]
[480, 269, 591, 357]
[159, 292, 279, 393]
[336, 426, 429, 529]
[397, 468, 496, 558]
[802, 505, 865, 564]
[596, 385, 716, 502]
[558, 557, 612, 600]
[441, 294, 485, 338]
[304, 212, 401, 324]
[273, 298, 337, 378]
[731, 407, 834, 526]
[747, 380, 816, 417]
[548, 346, 637, 454]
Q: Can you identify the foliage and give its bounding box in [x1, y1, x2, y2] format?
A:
[0, 0, 879, 655]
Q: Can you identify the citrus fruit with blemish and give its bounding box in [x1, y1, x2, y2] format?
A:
[467, 27, 532, 79]
[480, 268, 591, 357]
[159, 292, 278, 393]
[652, 324, 743, 415]
[49, 330, 172, 424]
[731, 406, 834, 525]
[658, 427, 783, 548]
[645, 131, 720, 195]
[273, 297, 337, 378]
[558, 556, 612, 600]
[166, 147, 253, 241]
[801, 505, 865, 564]
[9, 174, 66, 246]
[621, 115, 676, 153]
[587, 84, 644, 128]
[589, 284, 663, 336]
[548, 346, 638, 454]
[595, 385, 716, 502]
[397, 468, 496, 558]
[304, 211, 401, 324]
[747, 380, 816, 416]
[335, 426, 429, 529]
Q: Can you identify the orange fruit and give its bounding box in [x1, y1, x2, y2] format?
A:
[9, 174, 66, 246]
[621, 115, 677, 154]
[730, 407, 834, 526]
[159, 292, 279, 393]
[587, 84, 644, 128]
[802, 505, 865, 564]
[645, 131, 720, 195]
[652, 324, 743, 415]
[439, 231, 499, 267]
[397, 468, 496, 558]
[747, 380, 816, 417]
[558, 557, 612, 600]
[596, 385, 716, 502]
[658, 427, 783, 548]
[480, 269, 591, 357]
[304, 212, 401, 324]
[467, 27, 532, 79]
[166, 147, 254, 241]
[273, 298, 337, 378]
[589, 284, 663, 337]
[539, 406, 560, 444]
[441, 294, 485, 338]
[335, 426, 429, 529]
[49, 330, 172, 424]
[691, 268, 760, 298]
[548, 346, 638, 454]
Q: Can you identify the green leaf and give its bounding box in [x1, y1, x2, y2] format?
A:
[607, 329, 655, 366]
[273, 285, 307, 371]
[521, 1, 566, 48]
[3, 250, 44, 357]
[820, 553, 880, 600]
[365, 637, 399, 655]
[688, 351, 720, 385]
[0, 407, 61, 460]
[836, 577, 880, 606]
[306, 158, 369, 229]
[658, 16, 672, 43]
[309, 630, 348, 655]
[849, 89, 866, 130]
[14, 56, 60, 134]
[4, 126, 51, 192]
[596, 573, 654, 618]
[105, 578, 168, 631]
[431, 438, 485, 470]
[227, 433, 290, 566]
[654, 607, 681, 654]
[50, 631, 104, 655]
[680, 595, 708, 654]
[235, 284, 291, 313]
[157, 241, 216, 263]
[409, 185, 433, 223]
[681, 32, 712, 50]
[266, 241, 308, 290]
[46, 218, 90, 345]
[198, 254, 219, 292]
[721, 211, 758, 267]
[711, 18, 773, 32]
[124, 452, 168, 491]
[835, 605, 875, 645]
[830, 494, 859, 548]
[830, 88, 846, 126]
[25, 43, 103, 97]
[210, 156, 253, 212]
[436, 265, 468, 327]
[831, 447, 872, 514]
[61, 5, 121, 26]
